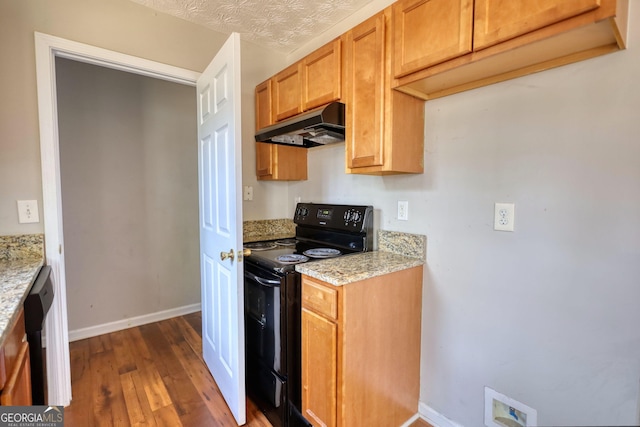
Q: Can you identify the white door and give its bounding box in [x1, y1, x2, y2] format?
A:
[197, 32, 246, 425]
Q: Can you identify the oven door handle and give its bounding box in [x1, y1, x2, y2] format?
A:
[244, 271, 281, 287]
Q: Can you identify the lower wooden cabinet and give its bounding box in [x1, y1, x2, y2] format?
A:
[256, 142, 307, 181]
[301, 309, 337, 427]
[1, 342, 31, 406]
[0, 308, 32, 406]
[301, 266, 423, 426]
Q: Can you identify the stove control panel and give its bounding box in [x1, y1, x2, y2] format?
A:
[294, 203, 373, 233]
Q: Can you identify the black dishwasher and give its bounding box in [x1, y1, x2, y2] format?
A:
[24, 265, 54, 405]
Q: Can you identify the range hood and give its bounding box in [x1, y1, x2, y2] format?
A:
[255, 102, 345, 148]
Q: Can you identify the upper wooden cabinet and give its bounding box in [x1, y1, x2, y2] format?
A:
[344, 9, 425, 175]
[270, 38, 343, 123]
[302, 39, 342, 111]
[256, 142, 308, 181]
[255, 80, 308, 181]
[474, 0, 602, 50]
[273, 62, 303, 122]
[393, 0, 474, 78]
[393, 0, 629, 100]
[255, 79, 274, 131]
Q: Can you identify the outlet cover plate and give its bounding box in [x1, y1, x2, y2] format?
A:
[494, 203, 515, 232]
[398, 201, 409, 221]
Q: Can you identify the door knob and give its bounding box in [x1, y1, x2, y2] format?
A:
[220, 248, 251, 262]
[220, 249, 235, 261]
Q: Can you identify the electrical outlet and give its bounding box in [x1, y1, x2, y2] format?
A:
[17, 200, 40, 224]
[398, 201, 409, 221]
[494, 203, 515, 231]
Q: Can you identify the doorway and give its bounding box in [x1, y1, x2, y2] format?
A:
[35, 32, 201, 406]
[55, 57, 200, 339]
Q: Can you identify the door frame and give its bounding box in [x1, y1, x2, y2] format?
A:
[34, 32, 200, 405]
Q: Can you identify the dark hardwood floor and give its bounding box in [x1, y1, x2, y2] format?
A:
[65, 312, 271, 426]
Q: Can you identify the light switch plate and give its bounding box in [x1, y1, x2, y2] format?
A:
[243, 186, 253, 201]
[17, 200, 40, 224]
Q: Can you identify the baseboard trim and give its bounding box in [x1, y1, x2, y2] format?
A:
[400, 413, 421, 427]
[66, 303, 202, 343]
[420, 402, 464, 427]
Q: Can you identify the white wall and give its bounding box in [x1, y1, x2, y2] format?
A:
[290, 3, 640, 426]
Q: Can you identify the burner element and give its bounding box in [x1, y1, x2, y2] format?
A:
[244, 242, 277, 251]
[275, 239, 297, 247]
[302, 248, 342, 258]
[276, 254, 309, 264]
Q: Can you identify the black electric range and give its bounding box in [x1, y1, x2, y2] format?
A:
[243, 203, 373, 427]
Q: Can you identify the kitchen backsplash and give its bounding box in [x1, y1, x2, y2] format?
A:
[0, 234, 44, 261]
[378, 230, 426, 260]
[243, 219, 295, 242]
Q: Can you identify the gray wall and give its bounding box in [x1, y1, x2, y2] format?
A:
[287, 3, 640, 426]
[56, 58, 200, 331]
[0, 0, 287, 235]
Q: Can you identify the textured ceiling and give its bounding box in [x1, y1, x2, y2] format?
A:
[129, 0, 374, 53]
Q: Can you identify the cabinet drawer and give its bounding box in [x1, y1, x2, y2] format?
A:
[302, 278, 338, 320]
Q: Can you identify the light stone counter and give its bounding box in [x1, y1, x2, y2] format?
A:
[295, 250, 424, 286]
[0, 235, 44, 347]
[296, 230, 426, 286]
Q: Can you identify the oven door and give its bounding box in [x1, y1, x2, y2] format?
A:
[244, 263, 285, 374]
[244, 262, 288, 426]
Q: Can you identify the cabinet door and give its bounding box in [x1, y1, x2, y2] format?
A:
[393, 0, 473, 78]
[255, 142, 273, 177]
[256, 143, 307, 181]
[255, 79, 273, 131]
[273, 63, 302, 122]
[474, 0, 601, 50]
[344, 12, 386, 169]
[302, 308, 337, 427]
[302, 39, 342, 111]
[1, 342, 31, 406]
[0, 348, 5, 390]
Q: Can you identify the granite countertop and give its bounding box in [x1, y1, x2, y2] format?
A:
[295, 229, 427, 286]
[244, 224, 427, 286]
[0, 234, 45, 348]
[295, 251, 424, 286]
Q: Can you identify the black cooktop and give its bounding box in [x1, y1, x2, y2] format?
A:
[244, 203, 373, 274]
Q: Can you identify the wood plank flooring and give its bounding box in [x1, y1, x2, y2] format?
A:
[65, 312, 271, 427]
